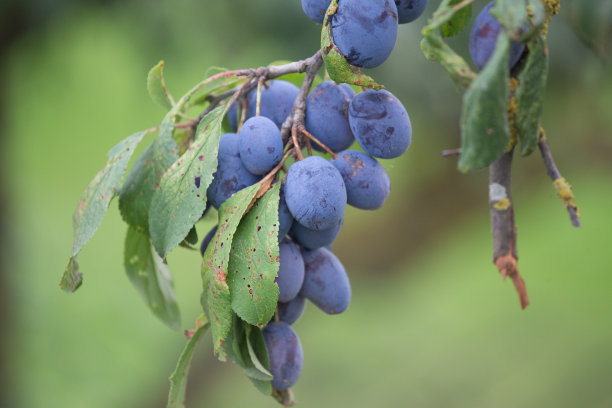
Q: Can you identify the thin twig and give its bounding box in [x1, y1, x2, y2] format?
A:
[489, 149, 529, 309]
[440, 148, 461, 158]
[299, 125, 336, 159]
[291, 126, 304, 161]
[537, 129, 581, 227]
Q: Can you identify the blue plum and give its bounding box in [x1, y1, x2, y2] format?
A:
[301, 0, 330, 24]
[278, 295, 307, 325]
[206, 133, 261, 208]
[394, 0, 428, 24]
[263, 322, 303, 390]
[330, 150, 390, 210]
[285, 156, 346, 231]
[348, 89, 411, 159]
[228, 80, 299, 130]
[238, 116, 283, 175]
[305, 81, 355, 153]
[301, 247, 351, 314]
[276, 238, 305, 303]
[469, 2, 526, 70]
[200, 225, 218, 256]
[290, 216, 343, 250]
[278, 184, 294, 240]
[331, 0, 398, 68]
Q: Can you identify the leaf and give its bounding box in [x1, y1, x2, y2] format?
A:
[515, 34, 548, 156]
[490, 0, 528, 40]
[458, 32, 511, 172]
[228, 184, 280, 326]
[119, 117, 178, 232]
[61, 130, 149, 292]
[200, 183, 260, 356]
[124, 226, 181, 329]
[441, 0, 471, 37]
[149, 106, 226, 259]
[148, 61, 174, 111]
[420, 0, 476, 91]
[320, 0, 383, 90]
[223, 316, 274, 385]
[167, 315, 209, 408]
[184, 225, 199, 246]
[60, 256, 83, 292]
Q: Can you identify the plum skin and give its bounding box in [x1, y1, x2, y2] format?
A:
[262, 322, 304, 391]
[348, 89, 412, 159]
[301, 247, 351, 314]
[285, 156, 347, 231]
[238, 116, 283, 175]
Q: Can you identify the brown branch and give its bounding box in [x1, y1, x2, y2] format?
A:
[538, 130, 581, 227]
[280, 50, 324, 145]
[489, 149, 529, 309]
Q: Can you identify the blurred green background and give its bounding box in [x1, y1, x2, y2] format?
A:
[1, 1, 611, 407]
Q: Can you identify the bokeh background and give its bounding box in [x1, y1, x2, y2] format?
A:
[1, 1, 611, 407]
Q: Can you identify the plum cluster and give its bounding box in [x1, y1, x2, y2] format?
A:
[199, 1, 420, 393]
[200, 77, 412, 391]
[302, 0, 428, 68]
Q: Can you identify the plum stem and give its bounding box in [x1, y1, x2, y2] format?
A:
[299, 125, 337, 159]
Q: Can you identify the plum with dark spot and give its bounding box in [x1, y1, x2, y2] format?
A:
[305, 81, 355, 153]
[469, 1, 525, 70]
[278, 184, 294, 240]
[263, 321, 303, 390]
[276, 238, 305, 303]
[330, 150, 390, 209]
[239, 116, 283, 175]
[227, 80, 299, 130]
[331, 0, 398, 68]
[301, 0, 330, 24]
[206, 133, 261, 208]
[278, 294, 307, 325]
[301, 247, 351, 314]
[349, 89, 411, 159]
[285, 156, 346, 231]
[200, 225, 218, 256]
[394, 0, 428, 24]
[290, 216, 343, 250]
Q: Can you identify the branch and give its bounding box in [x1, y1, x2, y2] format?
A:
[537, 129, 581, 227]
[489, 149, 529, 309]
[280, 51, 324, 145]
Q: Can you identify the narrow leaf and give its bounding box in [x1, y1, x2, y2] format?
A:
[124, 226, 181, 329]
[201, 183, 260, 356]
[167, 315, 209, 408]
[458, 32, 511, 172]
[149, 106, 226, 258]
[61, 130, 149, 292]
[515, 35, 548, 156]
[245, 325, 273, 378]
[491, 0, 528, 40]
[60, 256, 83, 292]
[184, 225, 199, 246]
[148, 61, 174, 111]
[441, 0, 471, 37]
[119, 117, 178, 232]
[228, 184, 280, 326]
[223, 316, 273, 384]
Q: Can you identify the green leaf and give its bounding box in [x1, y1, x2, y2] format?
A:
[420, 0, 476, 91]
[184, 225, 199, 246]
[148, 61, 174, 111]
[201, 183, 260, 356]
[491, 0, 528, 40]
[515, 34, 548, 156]
[228, 183, 280, 326]
[61, 130, 150, 292]
[458, 32, 511, 172]
[441, 0, 471, 37]
[320, 0, 383, 90]
[60, 256, 83, 292]
[167, 315, 210, 408]
[124, 226, 181, 329]
[149, 106, 226, 259]
[119, 117, 178, 232]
